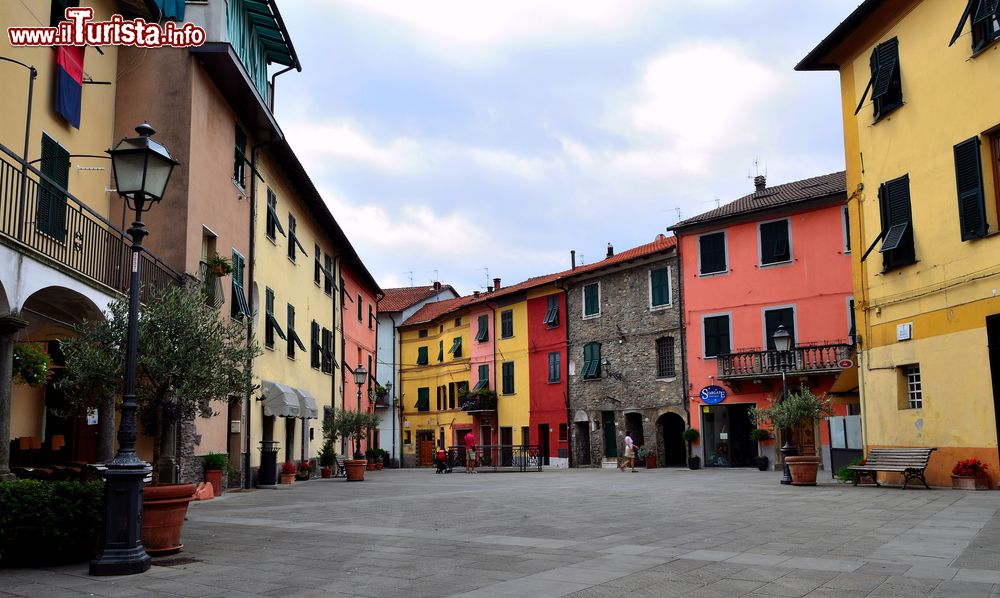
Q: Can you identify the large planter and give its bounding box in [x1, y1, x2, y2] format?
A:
[756, 456, 770, 471]
[688, 456, 701, 470]
[345, 459, 366, 481]
[786, 455, 820, 486]
[204, 469, 223, 497]
[644, 454, 656, 469]
[279, 473, 295, 485]
[952, 475, 990, 490]
[142, 483, 197, 556]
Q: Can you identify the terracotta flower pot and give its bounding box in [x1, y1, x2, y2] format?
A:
[366, 461, 376, 471]
[321, 467, 332, 478]
[204, 469, 223, 497]
[279, 473, 295, 484]
[644, 454, 656, 469]
[376, 462, 383, 470]
[786, 455, 820, 486]
[952, 475, 990, 490]
[142, 483, 197, 556]
[345, 459, 366, 481]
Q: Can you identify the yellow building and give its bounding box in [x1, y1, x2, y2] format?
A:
[398, 297, 472, 467]
[798, 0, 1000, 486]
[491, 291, 532, 447]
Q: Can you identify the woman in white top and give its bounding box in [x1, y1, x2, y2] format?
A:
[620, 433, 637, 472]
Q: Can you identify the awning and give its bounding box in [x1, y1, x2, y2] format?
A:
[261, 380, 300, 418]
[829, 364, 859, 400]
[294, 388, 319, 420]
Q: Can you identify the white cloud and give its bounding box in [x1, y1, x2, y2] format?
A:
[285, 122, 423, 175]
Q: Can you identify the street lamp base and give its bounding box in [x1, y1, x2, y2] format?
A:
[90, 463, 152, 576]
[780, 440, 797, 485]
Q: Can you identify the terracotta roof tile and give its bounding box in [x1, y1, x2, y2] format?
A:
[401, 296, 476, 327]
[378, 285, 456, 313]
[670, 171, 846, 230]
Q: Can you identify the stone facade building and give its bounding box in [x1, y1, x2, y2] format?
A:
[564, 235, 687, 468]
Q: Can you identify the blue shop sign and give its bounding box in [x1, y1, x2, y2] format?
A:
[699, 385, 727, 405]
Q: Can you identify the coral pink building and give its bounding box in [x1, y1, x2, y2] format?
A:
[340, 263, 381, 455]
[671, 173, 857, 473]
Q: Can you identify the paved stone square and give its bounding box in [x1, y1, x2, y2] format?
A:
[4, 468, 1000, 597]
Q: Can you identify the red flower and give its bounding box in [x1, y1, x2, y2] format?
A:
[280, 461, 297, 475]
[952, 458, 989, 478]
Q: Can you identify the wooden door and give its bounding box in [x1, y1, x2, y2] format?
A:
[417, 432, 435, 467]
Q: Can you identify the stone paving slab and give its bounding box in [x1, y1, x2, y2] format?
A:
[3, 468, 1000, 597]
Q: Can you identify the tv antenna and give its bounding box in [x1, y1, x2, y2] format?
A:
[403, 271, 413, 287]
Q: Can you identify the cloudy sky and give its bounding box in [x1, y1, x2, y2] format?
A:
[274, 1, 859, 295]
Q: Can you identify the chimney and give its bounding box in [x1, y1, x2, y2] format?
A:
[570, 250, 576, 270]
[606, 243, 614, 258]
[473, 290, 480, 298]
[754, 175, 766, 192]
[493, 277, 501, 291]
[432, 281, 441, 291]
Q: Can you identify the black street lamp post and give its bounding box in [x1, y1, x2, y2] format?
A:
[772, 324, 796, 485]
[90, 123, 178, 576]
[352, 364, 367, 458]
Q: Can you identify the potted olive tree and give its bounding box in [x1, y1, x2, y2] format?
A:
[334, 410, 382, 481]
[60, 282, 260, 554]
[751, 386, 833, 486]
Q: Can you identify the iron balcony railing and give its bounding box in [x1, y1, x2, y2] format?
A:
[460, 390, 497, 413]
[0, 143, 182, 302]
[717, 342, 853, 381]
[445, 444, 543, 472]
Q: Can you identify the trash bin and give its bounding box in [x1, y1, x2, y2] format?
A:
[258, 440, 280, 486]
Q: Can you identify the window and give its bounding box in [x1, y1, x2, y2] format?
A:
[419, 329, 428, 338]
[287, 214, 306, 261]
[231, 251, 251, 319]
[265, 189, 284, 240]
[448, 383, 456, 410]
[369, 305, 375, 330]
[314, 244, 322, 284]
[878, 174, 916, 270]
[455, 317, 462, 327]
[954, 136, 988, 240]
[436, 386, 442, 411]
[310, 321, 321, 369]
[234, 124, 246, 188]
[416, 346, 428, 366]
[437, 340, 444, 362]
[951, 0, 1000, 52]
[50, 0, 79, 27]
[904, 365, 922, 409]
[581, 342, 601, 379]
[286, 304, 306, 359]
[264, 288, 285, 349]
[500, 310, 513, 338]
[475, 315, 489, 342]
[548, 352, 561, 383]
[321, 328, 336, 373]
[703, 315, 731, 358]
[501, 362, 515, 394]
[698, 232, 727, 275]
[416, 388, 430, 412]
[357, 295, 363, 322]
[473, 364, 489, 391]
[759, 219, 791, 265]
[764, 307, 796, 350]
[323, 254, 334, 295]
[583, 283, 600, 317]
[848, 298, 856, 345]
[656, 337, 675, 378]
[448, 337, 462, 358]
[559, 423, 567, 441]
[649, 267, 671, 308]
[855, 37, 902, 121]
[543, 294, 560, 327]
[843, 206, 851, 253]
[37, 134, 69, 242]
[340, 277, 347, 310]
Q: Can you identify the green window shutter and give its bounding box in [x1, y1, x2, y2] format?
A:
[417, 346, 428, 365]
[416, 387, 430, 412]
[502, 362, 514, 394]
[870, 39, 898, 100]
[449, 337, 462, 356]
[310, 321, 321, 368]
[651, 268, 670, 306]
[878, 175, 915, 269]
[476, 315, 489, 342]
[234, 125, 246, 187]
[231, 252, 251, 319]
[954, 137, 988, 240]
[38, 134, 69, 242]
[584, 284, 599, 316]
[438, 340, 444, 362]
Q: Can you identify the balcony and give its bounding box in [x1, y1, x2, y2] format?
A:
[460, 390, 497, 413]
[0, 144, 181, 301]
[717, 342, 853, 381]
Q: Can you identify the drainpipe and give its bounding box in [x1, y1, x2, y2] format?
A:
[268, 65, 296, 113]
[334, 255, 343, 454]
[558, 281, 572, 468]
[487, 302, 497, 446]
[242, 141, 267, 489]
[389, 312, 398, 466]
[676, 245, 691, 429]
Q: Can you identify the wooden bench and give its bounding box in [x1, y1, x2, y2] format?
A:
[848, 447, 936, 489]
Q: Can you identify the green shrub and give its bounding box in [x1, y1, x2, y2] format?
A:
[750, 428, 772, 442]
[681, 428, 700, 443]
[0, 480, 104, 567]
[836, 458, 864, 484]
[203, 452, 228, 470]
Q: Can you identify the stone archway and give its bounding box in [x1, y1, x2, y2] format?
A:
[657, 412, 687, 467]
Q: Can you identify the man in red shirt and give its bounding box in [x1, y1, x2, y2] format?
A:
[464, 431, 477, 474]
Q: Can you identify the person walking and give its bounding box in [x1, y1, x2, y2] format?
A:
[620, 432, 637, 472]
[464, 430, 477, 474]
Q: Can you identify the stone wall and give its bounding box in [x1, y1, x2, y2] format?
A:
[566, 252, 687, 467]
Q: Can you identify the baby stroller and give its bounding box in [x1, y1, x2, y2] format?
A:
[434, 448, 452, 474]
